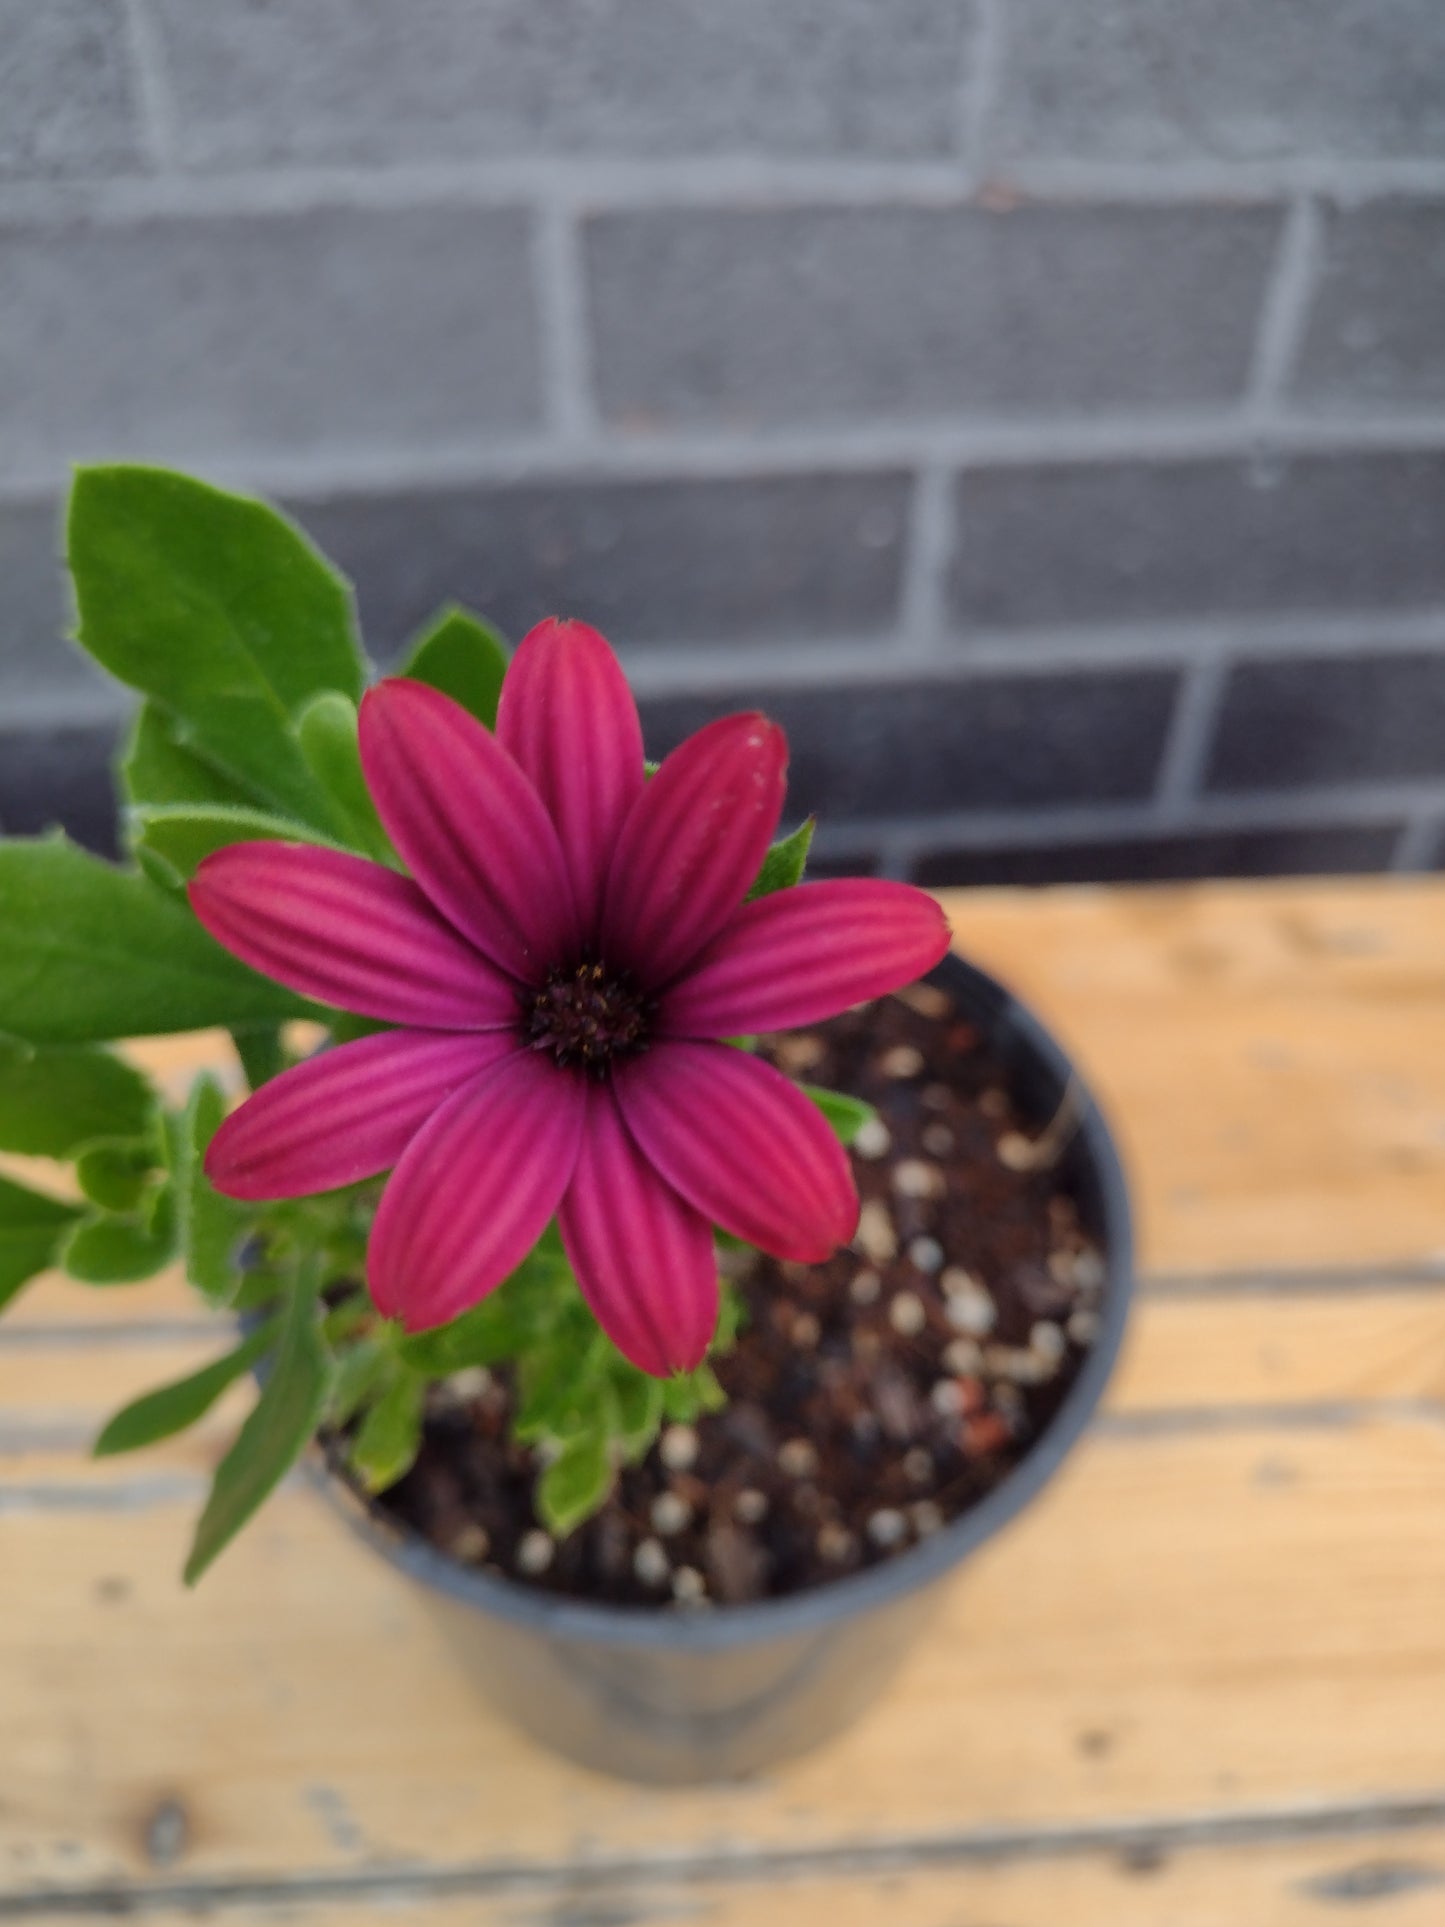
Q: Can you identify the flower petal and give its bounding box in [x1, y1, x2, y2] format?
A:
[601, 713, 787, 986]
[496, 618, 645, 942]
[359, 678, 579, 984]
[614, 1041, 857, 1262]
[206, 1030, 515, 1201]
[661, 879, 953, 1038]
[559, 1090, 718, 1377]
[368, 1049, 585, 1330]
[189, 843, 520, 1029]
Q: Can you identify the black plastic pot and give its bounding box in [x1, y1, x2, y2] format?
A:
[312, 951, 1134, 1784]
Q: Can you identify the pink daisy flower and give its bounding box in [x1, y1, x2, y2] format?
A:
[189, 620, 951, 1376]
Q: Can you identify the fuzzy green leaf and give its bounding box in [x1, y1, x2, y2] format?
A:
[349, 1368, 425, 1493]
[61, 1201, 177, 1284]
[0, 1037, 154, 1158]
[611, 1367, 665, 1463]
[133, 802, 332, 887]
[121, 702, 262, 818]
[394, 1248, 573, 1374]
[294, 692, 392, 858]
[69, 466, 360, 833]
[402, 606, 508, 729]
[75, 1137, 157, 1213]
[184, 1264, 333, 1584]
[803, 1084, 878, 1146]
[0, 1174, 83, 1314]
[93, 1324, 275, 1458]
[327, 1340, 393, 1429]
[747, 817, 814, 901]
[0, 838, 314, 1044]
[178, 1076, 254, 1304]
[536, 1429, 613, 1538]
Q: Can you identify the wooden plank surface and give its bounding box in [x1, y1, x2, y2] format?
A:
[3, 878, 1445, 1923]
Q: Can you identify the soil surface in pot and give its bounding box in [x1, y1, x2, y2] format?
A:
[370, 983, 1105, 1608]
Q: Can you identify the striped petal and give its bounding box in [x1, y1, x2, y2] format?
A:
[661, 880, 953, 1039]
[359, 678, 579, 985]
[614, 1041, 857, 1262]
[559, 1089, 718, 1377]
[368, 1049, 586, 1330]
[601, 713, 787, 986]
[189, 843, 519, 1030]
[205, 1030, 515, 1201]
[496, 618, 645, 942]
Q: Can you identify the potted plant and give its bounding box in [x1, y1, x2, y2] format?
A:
[0, 466, 1132, 1783]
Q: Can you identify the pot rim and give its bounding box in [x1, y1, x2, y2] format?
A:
[312, 947, 1135, 1651]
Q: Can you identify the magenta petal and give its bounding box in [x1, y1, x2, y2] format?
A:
[359, 679, 579, 984]
[189, 843, 520, 1029]
[369, 1050, 586, 1331]
[601, 713, 787, 985]
[206, 1030, 515, 1201]
[661, 880, 953, 1038]
[496, 618, 645, 941]
[614, 1041, 858, 1262]
[559, 1090, 718, 1377]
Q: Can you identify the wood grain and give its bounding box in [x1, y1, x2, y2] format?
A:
[3, 1416, 1444, 1896]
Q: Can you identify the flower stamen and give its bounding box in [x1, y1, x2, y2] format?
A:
[522, 963, 654, 1076]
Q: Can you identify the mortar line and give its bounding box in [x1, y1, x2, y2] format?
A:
[116, 0, 180, 173]
[9, 408, 1445, 504]
[898, 464, 955, 655]
[1247, 197, 1325, 412]
[959, 0, 1007, 177]
[1152, 655, 1231, 818]
[532, 198, 597, 445]
[1391, 813, 1445, 873]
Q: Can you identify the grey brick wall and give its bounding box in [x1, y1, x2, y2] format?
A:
[3, 0, 1445, 889]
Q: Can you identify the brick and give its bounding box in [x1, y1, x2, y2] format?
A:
[0, 207, 539, 476]
[950, 453, 1445, 631]
[149, 0, 977, 167]
[1207, 651, 1445, 794]
[993, 0, 1445, 164]
[0, 498, 119, 702]
[1293, 201, 1445, 406]
[912, 821, 1402, 888]
[0, 724, 121, 856]
[288, 472, 909, 661]
[588, 205, 1278, 428]
[0, 0, 141, 180]
[639, 669, 1178, 820]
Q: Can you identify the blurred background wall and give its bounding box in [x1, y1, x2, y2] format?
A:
[3, 1, 1445, 884]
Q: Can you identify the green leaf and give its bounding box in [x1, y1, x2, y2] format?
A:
[178, 1076, 254, 1304]
[327, 1339, 393, 1429]
[402, 606, 508, 729]
[747, 817, 814, 901]
[294, 692, 392, 859]
[611, 1367, 665, 1463]
[0, 837, 314, 1043]
[93, 1324, 275, 1458]
[0, 1174, 83, 1314]
[229, 1026, 285, 1092]
[133, 802, 330, 887]
[803, 1084, 879, 1146]
[121, 702, 262, 817]
[75, 1137, 157, 1213]
[61, 1191, 177, 1283]
[184, 1262, 333, 1584]
[0, 1037, 154, 1158]
[68, 466, 361, 833]
[394, 1247, 574, 1374]
[661, 1364, 727, 1424]
[536, 1428, 613, 1538]
[349, 1368, 425, 1493]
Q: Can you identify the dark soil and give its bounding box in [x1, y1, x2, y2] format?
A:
[370, 984, 1106, 1609]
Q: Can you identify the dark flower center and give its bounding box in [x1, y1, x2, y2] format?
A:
[521, 963, 654, 1076]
